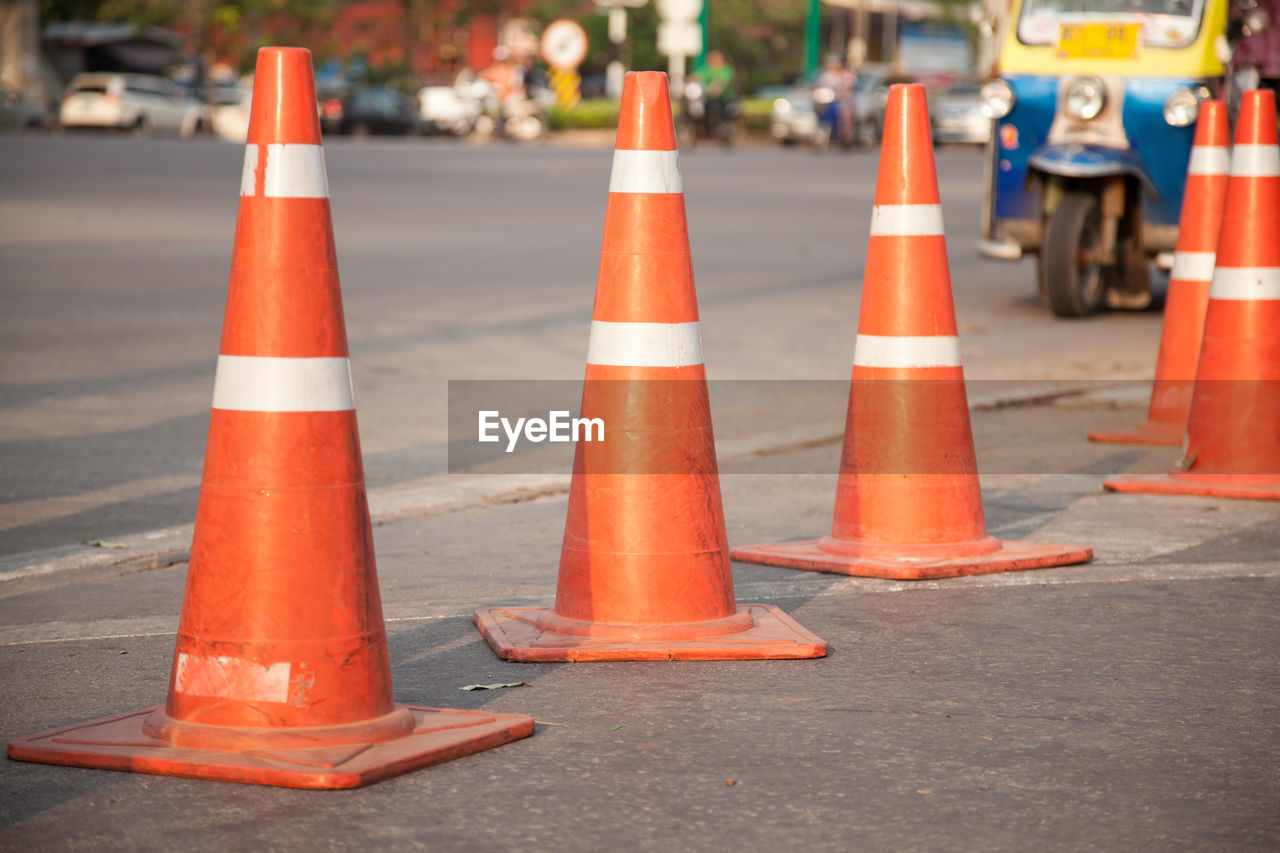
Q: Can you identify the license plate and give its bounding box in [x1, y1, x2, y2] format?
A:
[1056, 22, 1140, 59]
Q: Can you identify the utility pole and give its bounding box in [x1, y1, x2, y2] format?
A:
[804, 0, 820, 77]
[696, 0, 708, 73]
[853, 0, 869, 68]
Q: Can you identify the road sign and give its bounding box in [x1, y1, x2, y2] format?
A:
[549, 68, 582, 109]
[656, 0, 703, 21]
[540, 19, 589, 70]
[657, 20, 702, 56]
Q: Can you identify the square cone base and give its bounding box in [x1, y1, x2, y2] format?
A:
[1087, 421, 1184, 446]
[473, 604, 827, 661]
[7, 704, 534, 789]
[730, 539, 1092, 581]
[1104, 474, 1280, 502]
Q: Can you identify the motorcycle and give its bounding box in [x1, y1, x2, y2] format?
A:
[677, 80, 741, 148]
[467, 77, 552, 144]
[498, 88, 552, 144]
[979, 0, 1232, 317]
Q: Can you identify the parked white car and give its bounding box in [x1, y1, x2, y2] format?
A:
[59, 73, 201, 137]
[209, 83, 252, 143]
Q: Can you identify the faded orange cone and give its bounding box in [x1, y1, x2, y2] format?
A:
[1089, 100, 1230, 445]
[731, 84, 1092, 580]
[7, 47, 533, 789]
[1105, 89, 1280, 501]
[473, 72, 826, 661]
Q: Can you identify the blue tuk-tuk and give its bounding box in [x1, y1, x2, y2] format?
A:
[978, 0, 1229, 316]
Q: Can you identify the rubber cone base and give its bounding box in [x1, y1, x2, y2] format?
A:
[1104, 473, 1280, 502]
[1087, 421, 1184, 446]
[473, 604, 827, 661]
[7, 704, 534, 789]
[730, 539, 1092, 581]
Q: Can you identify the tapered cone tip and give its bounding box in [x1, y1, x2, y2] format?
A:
[247, 46, 321, 145]
[874, 83, 939, 205]
[1193, 99, 1229, 147]
[615, 71, 676, 151]
[1236, 89, 1278, 146]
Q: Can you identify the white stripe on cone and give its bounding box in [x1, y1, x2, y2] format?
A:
[212, 355, 354, 411]
[1170, 251, 1217, 282]
[609, 150, 682, 194]
[240, 143, 330, 198]
[853, 334, 962, 368]
[1230, 144, 1280, 178]
[586, 320, 703, 367]
[1209, 267, 1280, 300]
[1186, 147, 1231, 176]
[869, 204, 945, 237]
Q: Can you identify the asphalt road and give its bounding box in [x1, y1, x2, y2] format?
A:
[0, 133, 1168, 559]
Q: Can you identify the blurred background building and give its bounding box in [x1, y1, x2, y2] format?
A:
[0, 0, 1006, 136]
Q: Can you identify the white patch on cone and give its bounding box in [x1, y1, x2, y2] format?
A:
[174, 652, 291, 703]
[239, 144, 259, 196]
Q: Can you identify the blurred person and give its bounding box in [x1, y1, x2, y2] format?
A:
[702, 50, 737, 133]
[812, 54, 856, 150]
[1229, 0, 1280, 101]
[679, 50, 739, 145]
[480, 46, 521, 104]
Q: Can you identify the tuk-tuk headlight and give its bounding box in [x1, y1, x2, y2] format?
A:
[1064, 76, 1106, 120]
[1163, 87, 1201, 127]
[979, 79, 1015, 118]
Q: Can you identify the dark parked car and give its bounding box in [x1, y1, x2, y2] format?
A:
[320, 86, 419, 136]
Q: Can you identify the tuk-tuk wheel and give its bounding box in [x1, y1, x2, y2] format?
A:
[1043, 191, 1107, 318]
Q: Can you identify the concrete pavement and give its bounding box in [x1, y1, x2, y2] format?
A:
[2, 397, 1277, 849]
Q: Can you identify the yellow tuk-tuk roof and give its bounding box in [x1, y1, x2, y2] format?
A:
[1000, 0, 1227, 78]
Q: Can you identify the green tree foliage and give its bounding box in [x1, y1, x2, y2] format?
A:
[706, 0, 807, 92]
[41, 0, 337, 72]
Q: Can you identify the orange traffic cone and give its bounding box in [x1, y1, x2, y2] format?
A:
[730, 84, 1092, 580]
[1105, 89, 1280, 501]
[473, 72, 826, 661]
[1089, 100, 1230, 445]
[7, 47, 533, 789]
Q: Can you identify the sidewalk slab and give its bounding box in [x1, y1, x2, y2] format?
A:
[1, 400, 1277, 849]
